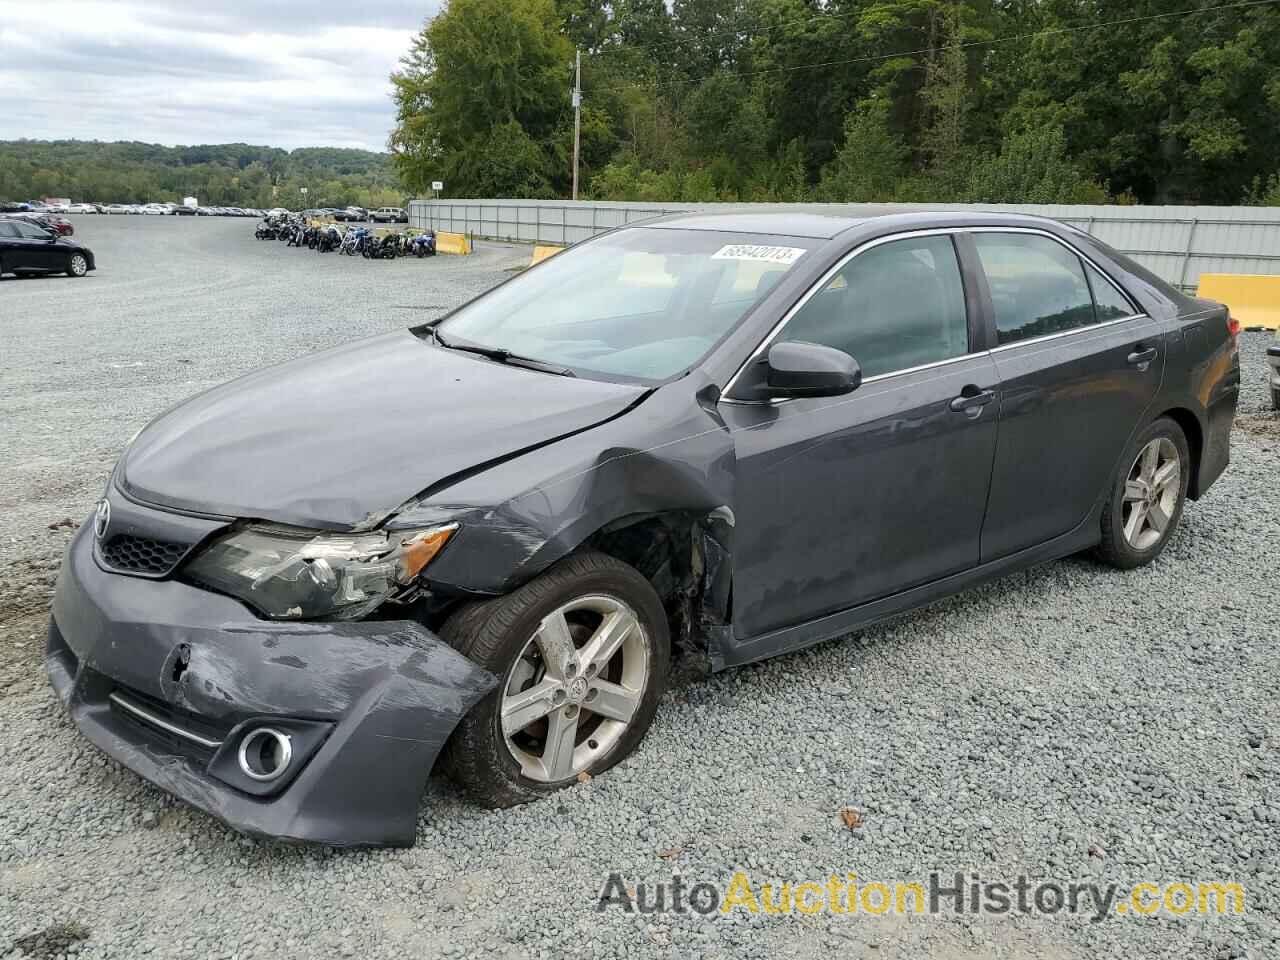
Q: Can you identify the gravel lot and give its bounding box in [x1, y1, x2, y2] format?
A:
[1, 215, 1277, 960]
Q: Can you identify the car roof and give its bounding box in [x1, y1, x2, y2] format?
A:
[640, 208, 1076, 240]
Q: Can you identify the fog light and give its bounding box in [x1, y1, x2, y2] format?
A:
[237, 727, 293, 782]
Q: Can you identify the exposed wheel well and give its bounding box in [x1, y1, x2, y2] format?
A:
[582, 511, 731, 663]
[1155, 407, 1204, 499]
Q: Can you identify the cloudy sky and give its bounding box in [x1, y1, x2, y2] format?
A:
[0, 0, 438, 151]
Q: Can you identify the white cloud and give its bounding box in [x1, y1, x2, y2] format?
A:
[0, 0, 437, 150]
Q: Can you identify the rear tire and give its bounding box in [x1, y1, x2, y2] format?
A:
[1272, 386, 1280, 411]
[443, 551, 670, 808]
[1095, 417, 1190, 569]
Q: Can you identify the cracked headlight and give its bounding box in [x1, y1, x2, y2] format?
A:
[184, 522, 458, 620]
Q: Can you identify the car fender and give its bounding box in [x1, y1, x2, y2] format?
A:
[390, 374, 739, 660]
[394, 375, 734, 588]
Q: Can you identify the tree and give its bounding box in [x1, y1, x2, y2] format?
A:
[965, 123, 1107, 204]
[0, 140, 396, 206]
[390, 0, 573, 196]
[816, 99, 908, 201]
[392, 0, 1280, 203]
[919, 6, 972, 196]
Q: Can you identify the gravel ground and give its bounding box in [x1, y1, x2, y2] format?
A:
[1, 216, 1277, 959]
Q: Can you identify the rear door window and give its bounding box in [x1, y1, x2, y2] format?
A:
[973, 233, 1096, 345]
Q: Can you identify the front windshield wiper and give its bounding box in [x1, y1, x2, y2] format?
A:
[429, 327, 575, 377]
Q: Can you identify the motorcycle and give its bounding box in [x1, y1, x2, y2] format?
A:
[408, 231, 437, 258]
[340, 226, 371, 256]
[364, 232, 401, 259]
[317, 224, 343, 253]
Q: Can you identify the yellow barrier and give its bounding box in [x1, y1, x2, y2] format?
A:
[436, 231, 472, 255]
[1196, 274, 1280, 330]
[531, 244, 565, 265]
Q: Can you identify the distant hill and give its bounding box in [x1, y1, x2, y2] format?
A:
[0, 140, 406, 208]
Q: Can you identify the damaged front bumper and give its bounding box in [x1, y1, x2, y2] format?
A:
[48, 521, 497, 847]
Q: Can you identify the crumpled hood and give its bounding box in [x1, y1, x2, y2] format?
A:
[121, 330, 647, 529]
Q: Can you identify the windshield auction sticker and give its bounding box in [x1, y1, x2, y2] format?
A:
[711, 244, 807, 265]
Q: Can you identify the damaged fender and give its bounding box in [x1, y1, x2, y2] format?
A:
[391, 373, 740, 667]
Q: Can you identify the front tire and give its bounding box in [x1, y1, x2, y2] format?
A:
[66, 254, 88, 277]
[443, 551, 670, 808]
[1095, 417, 1190, 569]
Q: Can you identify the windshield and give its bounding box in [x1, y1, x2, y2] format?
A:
[435, 227, 817, 381]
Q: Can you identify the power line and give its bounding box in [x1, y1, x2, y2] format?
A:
[587, 0, 1280, 96]
[605, 4, 835, 58]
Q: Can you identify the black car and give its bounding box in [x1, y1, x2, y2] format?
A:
[0, 216, 95, 277]
[49, 211, 1238, 846]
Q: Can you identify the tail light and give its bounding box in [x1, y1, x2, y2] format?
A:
[1226, 314, 1241, 339]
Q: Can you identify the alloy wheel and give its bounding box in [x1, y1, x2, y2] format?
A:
[501, 594, 650, 783]
[1121, 437, 1180, 551]
[69, 255, 87, 277]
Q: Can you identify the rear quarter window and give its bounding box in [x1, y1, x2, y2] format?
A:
[1085, 263, 1139, 320]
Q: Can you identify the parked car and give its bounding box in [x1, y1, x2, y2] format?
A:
[18, 213, 75, 236]
[371, 206, 408, 223]
[171, 205, 198, 216]
[66, 203, 97, 214]
[48, 211, 1238, 847]
[0, 216, 95, 277]
[335, 207, 368, 222]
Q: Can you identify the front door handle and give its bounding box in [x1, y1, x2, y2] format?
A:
[949, 387, 996, 415]
[1127, 345, 1158, 367]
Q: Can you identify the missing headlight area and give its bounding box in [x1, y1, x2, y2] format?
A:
[182, 522, 458, 621]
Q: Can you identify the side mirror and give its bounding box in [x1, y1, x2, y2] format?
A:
[762, 341, 862, 399]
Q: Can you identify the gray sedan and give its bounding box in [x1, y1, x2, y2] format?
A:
[49, 210, 1240, 846]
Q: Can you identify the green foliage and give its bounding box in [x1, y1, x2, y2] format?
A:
[965, 124, 1109, 204]
[0, 140, 398, 207]
[28, 0, 1280, 207]
[391, 0, 573, 196]
[1243, 173, 1280, 206]
[816, 99, 908, 202]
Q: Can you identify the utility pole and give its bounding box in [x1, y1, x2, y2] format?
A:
[572, 47, 581, 200]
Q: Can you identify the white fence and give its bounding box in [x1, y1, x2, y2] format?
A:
[407, 198, 1280, 292]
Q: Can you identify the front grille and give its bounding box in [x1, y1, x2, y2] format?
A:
[100, 534, 189, 575]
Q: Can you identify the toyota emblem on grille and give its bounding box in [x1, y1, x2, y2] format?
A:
[93, 499, 110, 540]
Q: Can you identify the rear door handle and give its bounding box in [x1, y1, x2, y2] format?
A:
[1127, 346, 1158, 366]
[949, 387, 996, 414]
